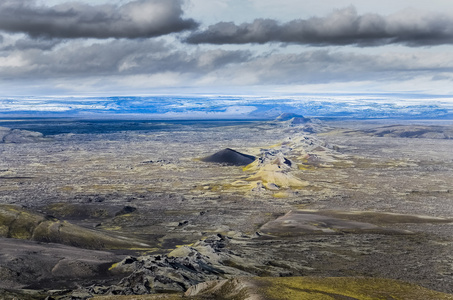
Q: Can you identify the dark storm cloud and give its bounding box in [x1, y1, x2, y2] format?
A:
[0, 39, 251, 78]
[186, 6, 453, 47]
[0, 0, 198, 39]
[2, 38, 62, 51]
[233, 51, 409, 84]
[1, 37, 450, 88]
[252, 50, 453, 84]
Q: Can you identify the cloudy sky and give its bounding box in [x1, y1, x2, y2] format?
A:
[1, 0, 453, 96]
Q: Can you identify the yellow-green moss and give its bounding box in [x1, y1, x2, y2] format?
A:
[253, 277, 453, 300]
[269, 142, 282, 148]
[298, 164, 316, 170]
[272, 192, 289, 198]
[108, 262, 119, 271]
[0, 205, 44, 239]
[242, 163, 256, 172]
[100, 225, 123, 231]
[45, 203, 79, 218]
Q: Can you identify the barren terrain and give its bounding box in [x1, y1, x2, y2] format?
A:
[1, 118, 453, 299]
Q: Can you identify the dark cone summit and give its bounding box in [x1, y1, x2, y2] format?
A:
[201, 148, 255, 166]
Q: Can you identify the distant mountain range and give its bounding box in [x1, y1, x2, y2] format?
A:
[1, 94, 453, 120]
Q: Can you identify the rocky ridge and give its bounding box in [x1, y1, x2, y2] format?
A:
[83, 234, 254, 297]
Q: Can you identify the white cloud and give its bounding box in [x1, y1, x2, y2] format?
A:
[1, 0, 453, 97]
[0, 53, 27, 67]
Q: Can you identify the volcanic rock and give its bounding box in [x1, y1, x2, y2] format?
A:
[245, 152, 308, 189]
[86, 234, 252, 296]
[260, 210, 412, 236]
[363, 125, 453, 139]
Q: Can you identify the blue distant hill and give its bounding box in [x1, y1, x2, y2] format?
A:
[0, 95, 452, 120]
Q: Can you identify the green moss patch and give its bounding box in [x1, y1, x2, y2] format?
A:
[254, 277, 453, 300]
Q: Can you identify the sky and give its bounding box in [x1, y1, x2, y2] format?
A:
[1, 0, 453, 97]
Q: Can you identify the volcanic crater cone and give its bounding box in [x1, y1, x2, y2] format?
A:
[201, 148, 256, 166]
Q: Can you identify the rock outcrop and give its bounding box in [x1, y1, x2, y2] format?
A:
[245, 151, 308, 189]
[86, 234, 253, 296]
